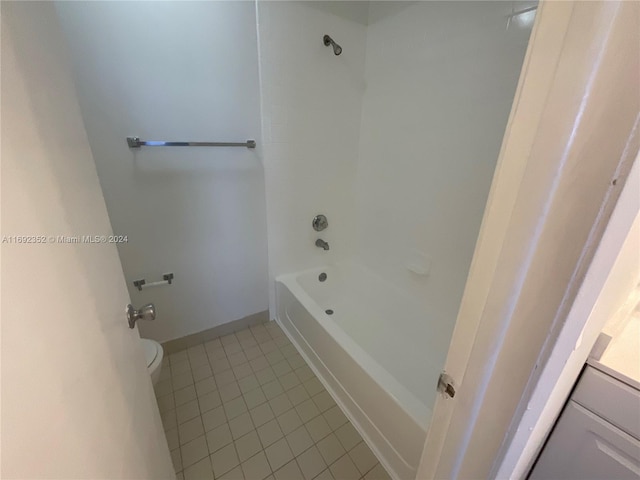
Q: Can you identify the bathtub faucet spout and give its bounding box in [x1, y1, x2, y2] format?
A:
[315, 239, 330, 251]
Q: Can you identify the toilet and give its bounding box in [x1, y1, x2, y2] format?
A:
[141, 338, 164, 385]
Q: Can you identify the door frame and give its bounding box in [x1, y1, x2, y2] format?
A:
[417, 1, 640, 478]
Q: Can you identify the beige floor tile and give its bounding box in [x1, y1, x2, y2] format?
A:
[171, 448, 182, 473]
[215, 369, 237, 387]
[172, 359, 191, 375]
[233, 362, 255, 380]
[179, 417, 204, 445]
[294, 366, 314, 383]
[280, 344, 298, 358]
[257, 419, 284, 447]
[171, 351, 189, 363]
[250, 402, 275, 427]
[198, 390, 222, 414]
[238, 374, 260, 393]
[183, 456, 214, 480]
[202, 405, 226, 432]
[181, 435, 209, 468]
[314, 468, 334, 480]
[323, 406, 348, 431]
[166, 427, 180, 451]
[364, 463, 391, 480]
[157, 393, 175, 413]
[303, 378, 324, 397]
[175, 385, 197, 407]
[269, 393, 294, 417]
[295, 399, 320, 423]
[305, 415, 332, 443]
[263, 380, 285, 400]
[192, 364, 213, 382]
[224, 396, 248, 420]
[276, 409, 302, 435]
[236, 329, 254, 340]
[272, 360, 293, 377]
[229, 351, 248, 367]
[274, 459, 303, 480]
[207, 346, 227, 361]
[221, 333, 239, 346]
[241, 451, 271, 480]
[244, 387, 268, 409]
[176, 399, 200, 425]
[250, 355, 270, 372]
[256, 367, 277, 386]
[229, 412, 255, 439]
[195, 377, 217, 397]
[240, 337, 258, 350]
[279, 372, 301, 391]
[286, 384, 310, 406]
[349, 442, 378, 475]
[218, 465, 245, 480]
[287, 354, 306, 369]
[155, 379, 173, 398]
[189, 353, 210, 369]
[329, 454, 360, 480]
[212, 357, 232, 374]
[265, 349, 285, 366]
[235, 430, 263, 462]
[260, 340, 279, 355]
[285, 425, 314, 457]
[160, 368, 172, 382]
[220, 382, 242, 403]
[224, 342, 243, 356]
[274, 336, 291, 348]
[244, 345, 263, 361]
[335, 423, 362, 451]
[311, 391, 335, 413]
[316, 434, 346, 466]
[172, 371, 195, 390]
[206, 422, 233, 453]
[176, 472, 185, 480]
[265, 438, 294, 472]
[188, 344, 206, 356]
[211, 443, 239, 478]
[297, 446, 326, 480]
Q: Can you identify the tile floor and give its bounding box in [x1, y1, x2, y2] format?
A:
[155, 321, 392, 480]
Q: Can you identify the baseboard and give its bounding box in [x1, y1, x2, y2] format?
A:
[161, 310, 270, 354]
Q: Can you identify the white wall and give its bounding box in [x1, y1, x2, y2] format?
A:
[1, 2, 173, 477]
[55, 1, 269, 343]
[354, 1, 534, 367]
[258, 1, 369, 314]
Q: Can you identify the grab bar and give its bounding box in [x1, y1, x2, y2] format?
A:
[126, 136, 256, 149]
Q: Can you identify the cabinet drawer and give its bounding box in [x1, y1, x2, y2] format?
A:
[573, 366, 640, 440]
[530, 401, 640, 480]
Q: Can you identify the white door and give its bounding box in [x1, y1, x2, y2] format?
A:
[417, 1, 640, 478]
[1, 2, 174, 478]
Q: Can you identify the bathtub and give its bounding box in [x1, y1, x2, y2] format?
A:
[276, 262, 438, 480]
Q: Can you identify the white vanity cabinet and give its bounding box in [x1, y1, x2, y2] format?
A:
[530, 364, 640, 480]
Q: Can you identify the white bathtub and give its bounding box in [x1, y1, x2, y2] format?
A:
[276, 262, 437, 480]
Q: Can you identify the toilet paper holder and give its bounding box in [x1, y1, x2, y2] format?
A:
[133, 273, 174, 291]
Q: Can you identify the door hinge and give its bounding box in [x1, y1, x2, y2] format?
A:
[438, 372, 456, 398]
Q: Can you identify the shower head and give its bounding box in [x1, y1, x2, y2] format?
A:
[323, 34, 342, 56]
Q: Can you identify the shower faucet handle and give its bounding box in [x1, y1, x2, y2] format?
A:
[127, 303, 156, 329]
[312, 214, 328, 232]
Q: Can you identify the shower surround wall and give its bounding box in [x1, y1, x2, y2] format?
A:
[353, 1, 535, 374]
[257, 1, 369, 314]
[56, 2, 269, 342]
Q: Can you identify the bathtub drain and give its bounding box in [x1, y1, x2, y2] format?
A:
[325, 309, 334, 315]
